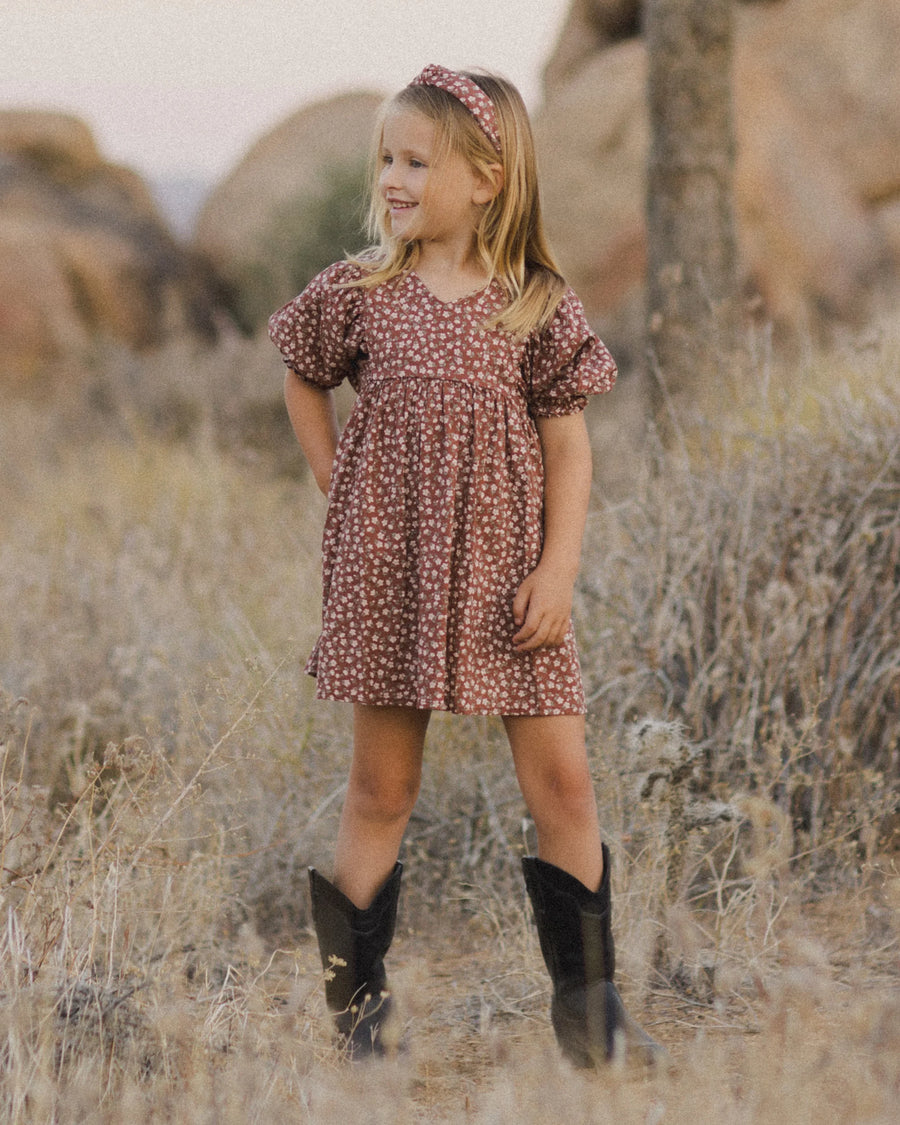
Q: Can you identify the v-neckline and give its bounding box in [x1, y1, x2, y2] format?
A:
[408, 270, 495, 306]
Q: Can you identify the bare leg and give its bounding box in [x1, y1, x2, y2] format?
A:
[332, 704, 430, 908]
[503, 713, 604, 889]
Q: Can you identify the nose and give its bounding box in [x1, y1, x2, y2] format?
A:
[379, 161, 402, 195]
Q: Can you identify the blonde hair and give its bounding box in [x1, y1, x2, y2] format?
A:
[348, 70, 566, 338]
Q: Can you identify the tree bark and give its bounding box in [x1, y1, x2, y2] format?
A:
[644, 0, 740, 433]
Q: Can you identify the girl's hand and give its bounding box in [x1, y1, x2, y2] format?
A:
[512, 563, 575, 652]
[513, 413, 591, 652]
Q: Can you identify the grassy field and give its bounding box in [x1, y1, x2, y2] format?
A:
[1, 323, 898, 1122]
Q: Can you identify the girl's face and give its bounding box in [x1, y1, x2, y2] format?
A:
[378, 107, 492, 248]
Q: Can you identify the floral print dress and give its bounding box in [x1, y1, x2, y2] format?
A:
[268, 261, 616, 715]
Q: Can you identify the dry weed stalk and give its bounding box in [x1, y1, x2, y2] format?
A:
[0, 685, 298, 1119]
[628, 719, 738, 993]
[631, 720, 737, 900]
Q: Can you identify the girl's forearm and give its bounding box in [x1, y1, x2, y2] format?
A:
[536, 414, 593, 580]
[284, 369, 340, 494]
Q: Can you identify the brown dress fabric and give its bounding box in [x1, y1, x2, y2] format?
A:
[269, 261, 616, 715]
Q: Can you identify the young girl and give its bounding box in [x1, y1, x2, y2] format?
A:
[269, 64, 661, 1068]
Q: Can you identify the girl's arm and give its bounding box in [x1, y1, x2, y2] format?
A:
[512, 412, 593, 652]
[284, 369, 340, 495]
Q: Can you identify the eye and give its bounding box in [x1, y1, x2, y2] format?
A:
[380, 153, 393, 166]
[409, 158, 426, 169]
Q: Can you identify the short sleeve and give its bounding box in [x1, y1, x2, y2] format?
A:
[267, 261, 365, 389]
[526, 289, 617, 417]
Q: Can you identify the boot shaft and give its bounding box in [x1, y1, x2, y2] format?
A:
[521, 844, 615, 988]
[308, 863, 402, 1013]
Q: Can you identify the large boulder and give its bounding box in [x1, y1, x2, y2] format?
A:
[542, 0, 642, 90]
[192, 91, 383, 331]
[0, 111, 222, 388]
[535, 0, 900, 353]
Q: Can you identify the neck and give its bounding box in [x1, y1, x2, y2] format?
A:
[413, 239, 489, 293]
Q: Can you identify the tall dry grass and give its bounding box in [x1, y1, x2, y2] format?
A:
[0, 323, 898, 1121]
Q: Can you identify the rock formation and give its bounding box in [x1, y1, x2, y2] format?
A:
[535, 0, 900, 354]
[12, 0, 894, 388]
[0, 111, 222, 388]
[192, 91, 383, 331]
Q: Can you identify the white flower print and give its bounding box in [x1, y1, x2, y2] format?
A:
[268, 262, 616, 716]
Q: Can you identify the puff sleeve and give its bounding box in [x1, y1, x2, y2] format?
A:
[526, 289, 617, 417]
[267, 261, 365, 389]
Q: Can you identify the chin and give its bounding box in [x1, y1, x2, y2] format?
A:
[391, 220, 419, 241]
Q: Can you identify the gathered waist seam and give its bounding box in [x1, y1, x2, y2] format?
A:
[359, 372, 527, 409]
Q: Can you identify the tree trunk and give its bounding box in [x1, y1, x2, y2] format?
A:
[644, 0, 740, 434]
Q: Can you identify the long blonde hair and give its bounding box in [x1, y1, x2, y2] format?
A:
[348, 70, 566, 338]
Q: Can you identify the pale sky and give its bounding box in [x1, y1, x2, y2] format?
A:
[3, 0, 571, 183]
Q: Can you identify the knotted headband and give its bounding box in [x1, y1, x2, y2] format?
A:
[408, 64, 502, 154]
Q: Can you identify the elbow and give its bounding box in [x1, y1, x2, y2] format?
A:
[283, 367, 299, 404]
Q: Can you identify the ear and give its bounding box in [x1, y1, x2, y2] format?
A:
[472, 162, 504, 205]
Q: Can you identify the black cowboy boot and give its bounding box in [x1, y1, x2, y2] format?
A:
[522, 844, 664, 1068]
[308, 862, 402, 1059]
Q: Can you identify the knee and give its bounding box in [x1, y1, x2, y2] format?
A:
[527, 759, 597, 828]
[348, 762, 421, 824]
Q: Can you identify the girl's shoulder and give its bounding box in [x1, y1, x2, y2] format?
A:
[269, 260, 370, 351]
[527, 282, 591, 347]
[308, 259, 369, 292]
[269, 261, 368, 384]
[524, 282, 617, 416]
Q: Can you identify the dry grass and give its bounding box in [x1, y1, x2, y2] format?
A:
[0, 322, 898, 1121]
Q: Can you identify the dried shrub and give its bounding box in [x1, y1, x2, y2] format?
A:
[579, 356, 900, 868]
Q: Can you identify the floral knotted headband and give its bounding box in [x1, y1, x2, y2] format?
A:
[408, 63, 502, 154]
